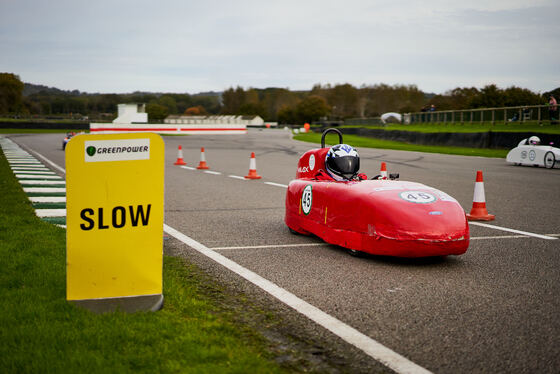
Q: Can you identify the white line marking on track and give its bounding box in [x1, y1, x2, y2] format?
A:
[35, 209, 66, 217]
[12, 167, 50, 171]
[13, 170, 56, 175]
[23, 187, 66, 193]
[470, 235, 531, 240]
[19, 180, 66, 185]
[469, 222, 557, 240]
[163, 224, 432, 374]
[180, 166, 196, 170]
[264, 182, 288, 188]
[203, 170, 221, 175]
[228, 175, 246, 180]
[16, 174, 62, 179]
[29, 196, 66, 203]
[211, 243, 325, 250]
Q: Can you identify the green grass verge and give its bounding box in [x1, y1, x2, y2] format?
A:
[0, 117, 87, 124]
[294, 132, 509, 158]
[0, 129, 88, 134]
[0, 151, 287, 374]
[342, 122, 560, 134]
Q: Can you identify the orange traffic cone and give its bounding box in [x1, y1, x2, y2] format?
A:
[174, 145, 187, 165]
[244, 152, 262, 179]
[196, 147, 209, 170]
[466, 170, 495, 221]
[380, 162, 388, 180]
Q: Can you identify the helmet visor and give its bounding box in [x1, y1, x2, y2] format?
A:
[327, 156, 360, 179]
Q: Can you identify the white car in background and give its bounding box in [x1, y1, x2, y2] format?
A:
[506, 136, 560, 169]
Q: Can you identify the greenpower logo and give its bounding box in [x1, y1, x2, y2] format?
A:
[84, 139, 151, 162]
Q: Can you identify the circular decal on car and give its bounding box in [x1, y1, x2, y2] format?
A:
[301, 184, 313, 215]
[309, 154, 315, 171]
[529, 150, 536, 161]
[399, 191, 437, 204]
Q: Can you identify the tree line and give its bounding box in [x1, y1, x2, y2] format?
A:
[1, 72, 558, 124]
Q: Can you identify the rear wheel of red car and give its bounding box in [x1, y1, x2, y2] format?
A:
[288, 228, 298, 235]
[347, 249, 363, 257]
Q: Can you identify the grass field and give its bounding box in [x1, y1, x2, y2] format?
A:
[0, 117, 87, 124]
[0, 150, 289, 373]
[0, 128, 87, 134]
[341, 121, 560, 134]
[294, 132, 509, 158]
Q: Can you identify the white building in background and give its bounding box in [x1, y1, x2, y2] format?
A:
[113, 103, 148, 124]
[165, 115, 264, 127]
[90, 104, 248, 134]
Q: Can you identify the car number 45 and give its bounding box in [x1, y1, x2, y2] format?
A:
[301, 185, 313, 214]
[399, 191, 437, 203]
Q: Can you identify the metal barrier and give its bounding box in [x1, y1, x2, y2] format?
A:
[344, 117, 383, 126]
[404, 104, 558, 125]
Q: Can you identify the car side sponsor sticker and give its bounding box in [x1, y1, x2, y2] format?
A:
[309, 154, 315, 171]
[433, 190, 458, 203]
[529, 150, 536, 161]
[301, 184, 313, 215]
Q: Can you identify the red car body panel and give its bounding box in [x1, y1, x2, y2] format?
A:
[285, 148, 469, 257]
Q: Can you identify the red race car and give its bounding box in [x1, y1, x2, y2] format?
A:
[285, 129, 469, 257]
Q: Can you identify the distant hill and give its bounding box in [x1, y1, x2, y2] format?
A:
[193, 91, 222, 97]
[23, 83, 81, 96]
[23, 83, 224, 98]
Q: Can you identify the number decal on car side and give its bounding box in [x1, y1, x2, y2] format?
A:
[301, 185, 313, 215]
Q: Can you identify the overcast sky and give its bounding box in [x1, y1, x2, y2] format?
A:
[1, 0, 558, 94]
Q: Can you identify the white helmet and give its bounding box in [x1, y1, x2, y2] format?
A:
[528, 136, 541, 145]
[325, 144, 360, 181]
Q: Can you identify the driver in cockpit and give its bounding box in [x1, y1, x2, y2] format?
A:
[314, 144, 367, 181]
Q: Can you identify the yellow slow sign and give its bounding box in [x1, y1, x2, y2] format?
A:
[66, 133, 164, 301]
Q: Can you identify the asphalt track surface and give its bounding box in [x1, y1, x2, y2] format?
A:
[6, 130, 560, 374]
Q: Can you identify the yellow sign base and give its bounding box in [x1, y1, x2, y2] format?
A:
[70, 294, 163, 313]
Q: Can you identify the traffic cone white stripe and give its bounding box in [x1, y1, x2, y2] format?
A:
[250, 156, 256, 170]
[473, 182, 486, 203]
